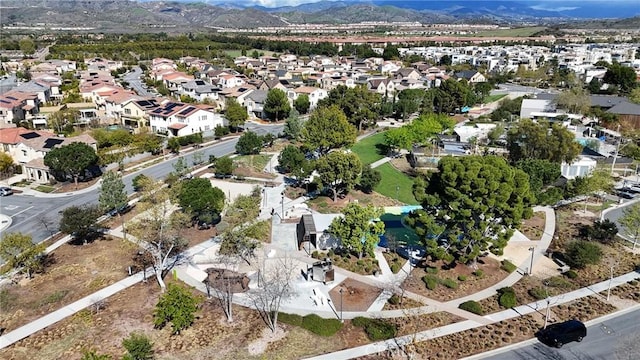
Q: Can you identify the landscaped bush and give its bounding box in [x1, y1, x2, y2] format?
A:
[500, 260, 517, 273]
[301, 314, 343, 337]
[440, 278, 458, 289]
[473, 269, 484, 278]
[546, 276, 573, 289]
[278, 312, 303, 326]
[528, 287, 548, 300]
[497, 287, 517, 308]
[390, 262, 401, 274]
[459, 300, 484, 315]
[352, 317, 397, 341]
[426, 267, 439, 274]
[458, 275, 467, 281]
[564, 270, 578, 279]
[279, 313, 342, 336]
[388, 294, 401, 305]
[422, 275, 439, 290]
[579, 219, 618, 245]
[565, 241, 602, 269]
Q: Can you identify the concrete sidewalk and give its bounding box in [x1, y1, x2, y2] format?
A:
[304, 270, 640, 360]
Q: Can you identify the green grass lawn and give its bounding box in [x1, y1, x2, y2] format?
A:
[34, 185, 55, 193]
[473, 27, 547, 37]
[351, 132, 388, 165]
[374, 163, 418, 205]
[484, 94, 507, 103]
[224, 49, 275, 58]
[233, 154, 272, 172]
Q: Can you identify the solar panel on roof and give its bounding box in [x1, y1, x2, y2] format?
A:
[21, 132, 41, 139]
[43, 138, 64, 149]
[178, 107, 195, 116]
[137, 100, 151, 106]
[152, 108, 163, 114]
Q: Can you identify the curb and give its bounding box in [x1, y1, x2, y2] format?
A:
[0, 213, 12, 233]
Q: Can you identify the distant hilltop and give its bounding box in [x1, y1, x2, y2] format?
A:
[1, 0, 639, 32]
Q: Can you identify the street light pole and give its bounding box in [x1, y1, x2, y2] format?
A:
[529, 247, 535, 275]
[281, 192, 285, 219]
[607, 264, 615, 301]
[339, 288, 344, 323]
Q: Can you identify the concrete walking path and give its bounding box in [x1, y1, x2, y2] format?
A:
[304, 270, 640, 360]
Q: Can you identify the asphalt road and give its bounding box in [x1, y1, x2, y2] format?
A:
[2, 123, 282, 243]
[123, 66, 154, 97]
[491, 84, 559, 96]
[484, 308, 640, 360]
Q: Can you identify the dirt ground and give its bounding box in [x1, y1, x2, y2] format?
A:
[403, 257, 508, 302]
[521, 211, 545, 240]
[328, 278, 383, 312]
[0, 237, 137, 333]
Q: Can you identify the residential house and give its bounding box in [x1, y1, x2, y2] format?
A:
[366, 78, 395, 97]
[607, 100, 640, 127]
[180, 79, 221, 102]
[218, 74, 245, 89]
[120, 98, 160, 131]
[561, 156, 597, 180]
[288, 86, 328, 110]
[148, 102, 225, 137]
[395, 68, 421, 81]
[244, 90, 268, 118]
[454, 70, 487, 83]
[0, 126, 97, 184]
[0, 90, 40, 127]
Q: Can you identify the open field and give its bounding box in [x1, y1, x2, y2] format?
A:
[374, 163, 419, 205]
[472, 27, 547, 37]
[351, 132, 387, 165]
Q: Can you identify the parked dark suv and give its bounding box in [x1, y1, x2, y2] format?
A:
[537, 319, 587, 348]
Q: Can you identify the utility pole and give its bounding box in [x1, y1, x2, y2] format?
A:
[611, 124, 622, 175]
[529, 247, 535, 275]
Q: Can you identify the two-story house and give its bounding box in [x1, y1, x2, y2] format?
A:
[148, 102, 225, 137]
[287, 86, 328, 110]
[120, 98, 161, 131]
[0, 126, 97, 184]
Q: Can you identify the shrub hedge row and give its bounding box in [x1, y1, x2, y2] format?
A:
[352, 317, 397, 341]
[278, 312, 343, 337]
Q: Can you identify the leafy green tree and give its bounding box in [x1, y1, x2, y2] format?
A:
[629, 87, 640, 104]
[302, 105, 357, 155]
[604, 63, 638, 94]
[219, 227, 259, 265]
[264, 88, 291, 121]
[316, 151, 362, 201]
[132, 174, 150, 192]
[178, 178, 225, 217]
[154, 283, 201, 335]
[294, 94, 310, 114]
[395, 89, 426, 120]
[59, 205, 102, 245]
[172, 157, 188, 177]
[0, 232, 45, 278]
[588, 77, 602, 94]
[225, 98, 247, 131]
[408, 156, 534, 265]
[122, 332, 154, 360]
[19, 37, 36, 55]
[283, 109, 303, 140]
[515, 159, 561, 194]
[0, 152, 14, 177]
[358, 165, 381, 194]
[328, 203, 385, 259]
[44, 142, 98, 188]
[215, 157, 235, 177]
[487, 124, 505, 145]
[382, 45, 400, 60]
[475, 82, 493, 101]
[490, 97, 523, 122]
[277, 145, 306, 174]
[99, 171, 127, 213]
[167, 137, 180, 153]
[318, 85, 381, 130]
[507, 119, 582, 164]
[619, 203, 640, 250]
[579, 219, 618, 245]
[235, 131, 262, 155]
[384, 127, 413, 151]
[555, 87, 591, 114]
[564, 241, 602, 269]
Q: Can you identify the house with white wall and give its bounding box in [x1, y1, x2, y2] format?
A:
[148, 102, 225, 137]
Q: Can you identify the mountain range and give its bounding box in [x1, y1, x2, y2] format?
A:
[1, 0, 638, 32]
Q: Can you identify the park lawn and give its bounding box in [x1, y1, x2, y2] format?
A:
[374, 163, 419, 205]
[351, 132, 387, 165]
[224, 49, 275, 58]
[484, 94, 507, 103]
